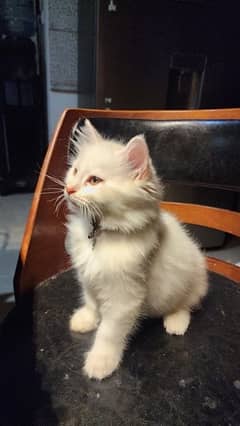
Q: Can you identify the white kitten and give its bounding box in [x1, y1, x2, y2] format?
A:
[64, 119, 208, 380]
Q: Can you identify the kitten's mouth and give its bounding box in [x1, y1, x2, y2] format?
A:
[68, 194, 102, 222]
[68, 194, 84, 205]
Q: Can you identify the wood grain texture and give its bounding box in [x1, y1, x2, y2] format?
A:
[207, 257, 240, 284]
[14, 110, 71, 296]
[14, 108, 240, 296]
[161, 202, 240, 237]
[21, 111, 67, 264]
[62, 108, 240, 124]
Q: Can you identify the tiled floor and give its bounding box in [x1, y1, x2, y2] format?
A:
[0, 193, 240, 323]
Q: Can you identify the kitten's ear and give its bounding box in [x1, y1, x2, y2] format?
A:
[84, 119, 102, 142]
[71, 118, 101, 146]
[124, 135, 150, 179]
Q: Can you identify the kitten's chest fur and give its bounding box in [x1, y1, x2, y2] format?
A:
[66, 214, 160, 283]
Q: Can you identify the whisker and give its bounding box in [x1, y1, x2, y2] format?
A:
[44, 186, 63, 190]
[48, 197, 60, 202]
[48, 178, 65, 187]
[78, 200, 88, 217]
[73, 197, 89, 218]
[55, 201, 62, 216]
[90, 201, 102, 220]
[55, 193, 65, 205]
[42, 187, 63, 191]
[45, 174, 65, 187]
[34, 189, 64, 199]
[45, 193, 64, 203]
[71, 195, 102, 222]
[55, 196, 66, 216]
[82, 204, 88, 217]
[39, 190, 63, 195]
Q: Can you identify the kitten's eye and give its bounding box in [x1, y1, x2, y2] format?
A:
[87, 175, 103, 185]
[73, 167, 78, 176]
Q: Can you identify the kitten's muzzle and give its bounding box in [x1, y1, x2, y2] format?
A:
[66, 186, 76, 195]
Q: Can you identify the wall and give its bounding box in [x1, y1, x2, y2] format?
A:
[42, 0, 96, 139]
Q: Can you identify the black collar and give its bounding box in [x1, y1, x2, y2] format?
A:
[88, 218, 101, 248]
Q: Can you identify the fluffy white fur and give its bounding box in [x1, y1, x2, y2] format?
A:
[64, 119, 208, 380]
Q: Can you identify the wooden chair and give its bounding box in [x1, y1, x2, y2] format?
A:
[1, 109, 240, 425]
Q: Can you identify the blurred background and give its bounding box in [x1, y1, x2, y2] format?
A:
[1, 0, 240, 318]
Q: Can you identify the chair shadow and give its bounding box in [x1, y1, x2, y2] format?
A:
[0, 293, 58, 425]
[0, 293, 15, 323]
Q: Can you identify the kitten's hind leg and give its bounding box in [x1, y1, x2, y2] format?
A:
[163, 309, 190, 336]
[70, 292, 99, 333]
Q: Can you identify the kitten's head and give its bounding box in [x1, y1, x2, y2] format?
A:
[64, 119, 162, 232]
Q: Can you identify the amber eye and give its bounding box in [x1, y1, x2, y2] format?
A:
[87, 175, 103, 185]
[73, 167, 78, 176]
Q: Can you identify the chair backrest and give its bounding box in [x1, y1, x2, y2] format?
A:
[14, 108, 240, 297]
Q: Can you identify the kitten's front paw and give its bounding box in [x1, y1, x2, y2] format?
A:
[164, 310, 190, 335]
[84, 346, 121, 380]
[70, 306, 98, 333]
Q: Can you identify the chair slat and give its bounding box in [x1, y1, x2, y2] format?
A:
[161, 202, 240, 237]
[207, 256, 240, 284]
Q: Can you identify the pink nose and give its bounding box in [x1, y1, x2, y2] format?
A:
[66, 187, 76, 195]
